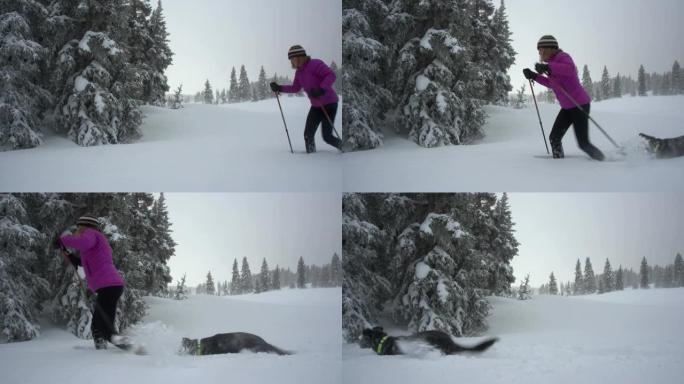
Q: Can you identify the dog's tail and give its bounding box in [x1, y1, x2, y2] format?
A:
[267, 343, 294, 356]
[639, 133, 657, 142]
[451, 337, 499, 354]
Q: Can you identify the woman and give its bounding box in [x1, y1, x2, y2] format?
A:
[270, 45, 341, 153]
[60, 215, 124, 350]
[523, 35, 605, 161]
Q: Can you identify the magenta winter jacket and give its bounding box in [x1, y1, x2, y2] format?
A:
[280, 58, 339, 107]
[534, 50, 591, 109]
[61, 229, 124, 292]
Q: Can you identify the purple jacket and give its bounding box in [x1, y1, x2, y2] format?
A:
[61, 229, 124, 291]
[534, 50, 591, 109]
[280, 58, 339, 107]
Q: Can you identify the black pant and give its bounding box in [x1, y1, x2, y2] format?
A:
[304, 103, 341, 151]
[549, 104, 604, 160]
[92, 285, 123, 341]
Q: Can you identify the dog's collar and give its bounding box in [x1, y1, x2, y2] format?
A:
[196, 339, 202, 356]
[376, 336, 389, 355]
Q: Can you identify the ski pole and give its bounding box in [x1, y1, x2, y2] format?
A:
[274, 92, 294, 154]
[529, 79, 550, 154]
[546, 77, 621, 149]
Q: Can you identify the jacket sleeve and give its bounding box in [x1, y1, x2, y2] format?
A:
[534, 74, 551, 88]
[60, 231, 96, 252]
[548, 54, 577, 78]
[315, 60, 336, 91]
[280, 71, 302, 93]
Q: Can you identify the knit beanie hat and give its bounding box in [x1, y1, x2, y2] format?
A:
[76, 215, 100, 229]
[537, 35, 559, 49]
[288, 45, 307, 59]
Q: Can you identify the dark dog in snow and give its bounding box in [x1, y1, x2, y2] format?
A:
[181, 332, 292, 356]
[639, 133, 684, 158]
[360, 327, 498, 356]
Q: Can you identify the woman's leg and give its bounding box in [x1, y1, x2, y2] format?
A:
[320, 103, 341, 149]
[572, 104, 605, 161]
[549, 109, 573, 158]
[94, 286, 124, 342]
[304, 107, 324, 153]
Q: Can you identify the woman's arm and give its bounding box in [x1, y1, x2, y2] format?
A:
[280, 71, 302, 93]
[316, 61, 336, 91]
[60, 230, 96, 251]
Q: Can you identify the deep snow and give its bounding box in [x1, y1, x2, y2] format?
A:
[0, 288, 341, 384]
[343, 95, 684, 192]
[342, 288, 684, 384]
[0, 97, 342, 192]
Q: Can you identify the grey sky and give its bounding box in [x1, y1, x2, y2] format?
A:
[162, 0, 342, 94]
[506, 0, 684, 93]
[164, 193, 342, 286]
[508, 193, 684, 287]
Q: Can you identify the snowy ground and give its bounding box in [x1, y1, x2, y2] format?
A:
[343, 288, 684, 384]
[344, 95, 684, 192]
[0, 288, 341, 384]
[0, 97, 342, 192]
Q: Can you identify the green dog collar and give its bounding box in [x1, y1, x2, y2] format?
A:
[376, 336, 389, 355]
[196, 339, 202, 356]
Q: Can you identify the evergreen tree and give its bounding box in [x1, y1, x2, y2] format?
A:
[584, 258, 597, 293]
[513, 83, 526, 109]
[674, 253, 684, 287]
[238, 65, 251, 102]
[615, 266, 624, 291]
[330, 253, 342, 286]
[518, 274, 531, 300]
[170, 84, 183, 109]
[203, 80, 214, 104]
[259, 258, 270, 292]
[638, 65, 647, 96]
[230, 258, 241, 294]
[220, 89, 227, 104]
[174, 274, 188, 300]
[229, 67, 239, 103]
[672, 60, 681, 94]
[272, 265, 281, 290]
[581, 65, 593, 100]
[205, 271, 215, 295]
[215, 90, 220, 105]
[146, 0, 173, 105]
[257, 66, 269, 100]
[297, 256, 306, 288]
[574, 259, 583, 295]
[613, 73, 622, 98]
[640, 257, 649, 288]
[240, 257, 253, 293]
[602, 258, 614, 293]
[600, 66, 611, 100]
[548, 272, 558, 295]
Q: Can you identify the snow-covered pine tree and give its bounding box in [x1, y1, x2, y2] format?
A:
[257, 66, 268, 100]
[613, 73, 622, 98]
[259, 258, 270, 292]
[513, 83, 526, 109]
[518, 273, 531, 300]
[205, 271, 215, 295]
[584, 257, 597, 293]
[330, 253, 342, 287]
[574, 259, 583, 295]
[171, 84, 183, 109]
[240, 257, 253, 293]
[581, 65, 593, 100]
[489, 0, 516, 104]
[672, 60, 682, 94]
[272, 265, 281, 290]
[220, 89, 227, 104]
[602, 258, 614, 293]
[548, 272, 558, 295]
[615, 265, 624, 291]
[674, 253, 684, 287]
[222, 280, 229, 295]
[238, 65, 251, 102]
[203, 80, 213, 104]
[229, 67, 239, 103]
[174, 274, 188, 300]
[600, 66, 611, 101]
[145, 0, 173, 105]
[230, 258, 240, 294]
[297, 256, 306, 288]
[0, 3, 51, 150]
[215, 90, 220, 105]
[640, 257, 649, 288]
[638, 65, 647, 96]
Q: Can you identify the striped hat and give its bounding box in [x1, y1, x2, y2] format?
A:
[76, 215, 100, 229]
[288, 45, 307, 59]
[537, 35, 559, 49]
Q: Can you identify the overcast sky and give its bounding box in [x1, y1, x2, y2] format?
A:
[506, 0, 684, 93]
[508, 193, 684, 287]
[162, 0, 342, 94]
[164, 193, 342, 286]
